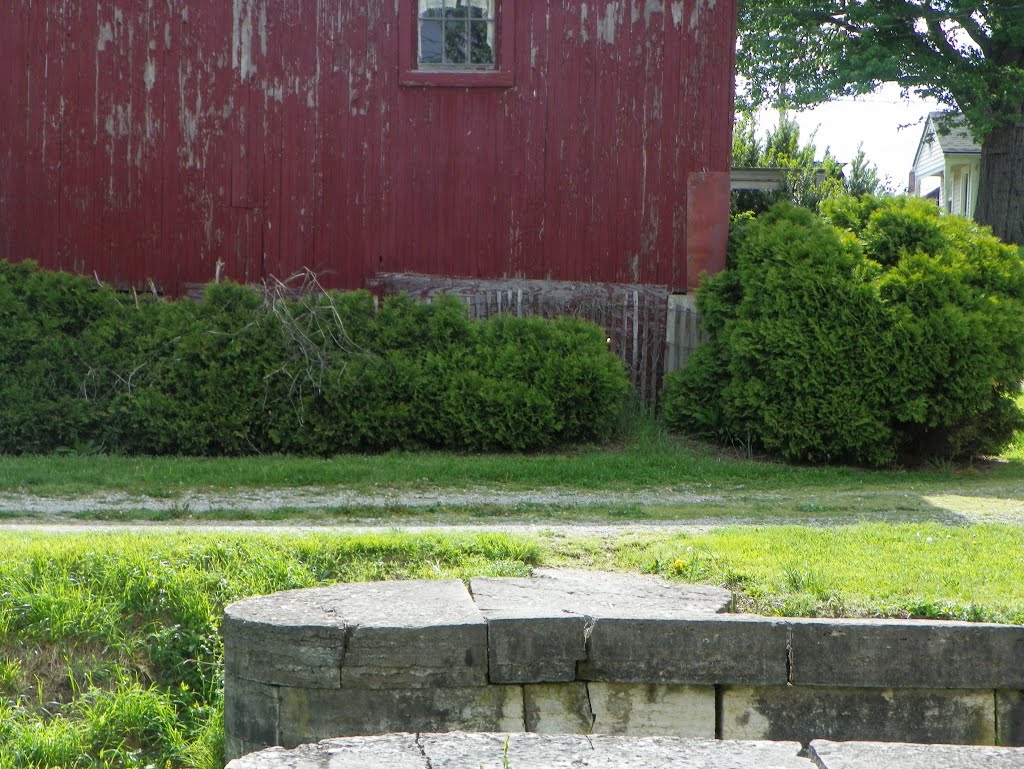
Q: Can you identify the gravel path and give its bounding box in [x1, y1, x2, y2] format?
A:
[0, 485, 1021, 533]
[0, 487, 716, 516]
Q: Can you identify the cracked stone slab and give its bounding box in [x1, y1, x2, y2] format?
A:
[226, 735, 426, 769]
[471, 568, 733, 683]
[790, 618, 1024, 690]
[810, 740, 1024, 769]
[224, 579, 486, 689]
[583, 736, 811, 768]
[228, 733, 814, 768]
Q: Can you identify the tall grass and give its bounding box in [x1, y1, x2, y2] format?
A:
[0, 532, 541, 769]
[610, 522, 1024, 623]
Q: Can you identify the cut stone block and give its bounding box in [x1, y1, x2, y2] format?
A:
[721, 685, 996, 745]
[223, 674, 279, 761]
[422, 733, 813, 769]
[483, 614, 588, 683]
[810, 740, 1024, 769]
[276, 685, 525, 748]
[583, 736, 812, 768]
[422, 732, 595, 769]
[587, 682, 715, 738]
[578, 615, 788, 685]
[522, 682, 716, 737]
[225, 579, 487, 690]
[999, 690, 1024, 747]
[524, 683, 594, 733]
[223, 589, 349, 688]
[472, 569, 737, 684]
[227, 735, 428, 769]
[790, 618, 1024, 690]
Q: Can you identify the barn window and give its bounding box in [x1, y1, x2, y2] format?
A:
[400, 0, 515, 87]
[418, 1, 495, 67]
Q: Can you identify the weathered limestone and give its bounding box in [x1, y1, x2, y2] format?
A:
[471, 568, 731, 683]
[581, 735, 810, 769]
[472, 569, 783, 686]
[577, 615, 788, 685]
[721, 685, 996, 745]
[223, 570, 1024, 760]
[276, 684, 525, 747]
[790, 618, 1024, 690]
[227, 735, 427, 769]
[522, 682, 715, 737]
[810, 740, 1024, 769]
[226, 733, 816, 769]
[225, 580, 488, 691]
[999, 690, 1024, 747]
[587, 683, 715, 737]
[223, 675, 280, 760]
[222, 589, 348, 689]
[523, 683, 593, 733]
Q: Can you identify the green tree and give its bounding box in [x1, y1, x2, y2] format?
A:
[737, 1, 1024, 246]
[732, 112, 882, 214]
[846, 143, 884, 197]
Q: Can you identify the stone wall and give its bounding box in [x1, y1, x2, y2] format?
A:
[222, 569, 1024, 760]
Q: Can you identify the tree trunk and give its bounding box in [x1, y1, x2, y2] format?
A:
[974, 120, 1024, 247]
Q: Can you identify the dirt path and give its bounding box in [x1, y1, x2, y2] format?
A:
[0, 487, 715, 515]
[0, 484, 1022, 532]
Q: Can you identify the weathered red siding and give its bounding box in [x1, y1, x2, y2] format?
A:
[1, 0, 737, 296]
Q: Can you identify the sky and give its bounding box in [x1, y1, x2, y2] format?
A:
[755, 83, 943, 194]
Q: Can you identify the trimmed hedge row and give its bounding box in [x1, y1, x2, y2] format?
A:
[0, 262, 629, 455]
[662, 197, 1024, 467]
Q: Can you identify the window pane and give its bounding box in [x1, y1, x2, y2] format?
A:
[447, 1, 469, 19]
[419, 0, 444, 18]
[419, 19, 443, 64]
[466, 0, 495, 19]
[470, 21, 494, 64]
[444, 20, 469, 63]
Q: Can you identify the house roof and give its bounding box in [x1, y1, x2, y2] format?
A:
[913, 112, 981, 169]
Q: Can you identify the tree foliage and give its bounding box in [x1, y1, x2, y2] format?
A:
[733, 111, 884, 214]
[736, 1, 1024, 244]
[738, 2, 1024, 134]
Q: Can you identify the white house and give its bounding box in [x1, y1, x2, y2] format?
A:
[910, 112, 981, 218]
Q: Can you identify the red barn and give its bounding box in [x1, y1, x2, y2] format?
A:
[1, 0, 737, 394]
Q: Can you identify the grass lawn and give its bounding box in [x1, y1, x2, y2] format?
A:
[0, 409, 1019, 524]
[1, 526, 1023, 767]
[2, 405, 1022, 526]
[4, 440, 1023, 497]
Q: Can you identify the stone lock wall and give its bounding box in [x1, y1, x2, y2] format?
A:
[222, 569, 1024, 761]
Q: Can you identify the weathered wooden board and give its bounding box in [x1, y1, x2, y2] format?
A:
[2, 0, 737, 296]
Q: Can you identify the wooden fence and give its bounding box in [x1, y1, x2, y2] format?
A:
[370, 275, 666, 401]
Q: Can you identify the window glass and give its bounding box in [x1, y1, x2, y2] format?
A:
[419, 0, 496, 68]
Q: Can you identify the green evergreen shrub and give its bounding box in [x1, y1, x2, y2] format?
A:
[662, 199, 1024, 466]
[0, 263, 628, 455]
[0, 262, 120, 453]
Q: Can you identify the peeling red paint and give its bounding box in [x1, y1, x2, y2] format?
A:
[1, 0, 737, 296]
